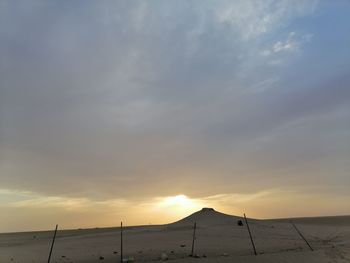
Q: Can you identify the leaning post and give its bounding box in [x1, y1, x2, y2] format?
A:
[244, 214, 257, 255]
[291, 221, 313, 251]
[47, 224, 58, 263]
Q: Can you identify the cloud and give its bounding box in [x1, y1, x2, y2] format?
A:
[1, 188, 349, 232]
[272, 32, 312, 53]
[215, 0, 318, 39]
[0, 0, 349, 231]
[260, 31, 314, 66]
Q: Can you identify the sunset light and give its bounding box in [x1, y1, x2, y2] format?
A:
[0, 1, 349, 261]
[1, 1, 349, 233]
[153, 195, 204, 217]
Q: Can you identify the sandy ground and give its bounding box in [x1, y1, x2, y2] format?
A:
[0, 208, 349, 263]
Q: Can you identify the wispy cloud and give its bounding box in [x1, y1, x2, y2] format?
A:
[0, 0, 349, 231]
[260, 31, 314, 67]
[216, 0, 318, 39]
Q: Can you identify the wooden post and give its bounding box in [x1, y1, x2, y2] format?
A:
[190, 222, 197, 257]
[244, 214, 257, 255]
[120, 222, 123, 262]
[47, 224, 58, 263]
[291, 221, 313, 251]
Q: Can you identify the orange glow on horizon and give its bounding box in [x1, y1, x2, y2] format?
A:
[151, 194, 206, 220]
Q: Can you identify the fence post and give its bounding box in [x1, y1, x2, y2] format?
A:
[244, 214, 257, 255]
[120, 222, 123, 262]
[190, 222, 197, 257]
[47, 224, 58, 263]
[291, 221, 313, 251]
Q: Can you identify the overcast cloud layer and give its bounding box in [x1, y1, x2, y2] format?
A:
[0, 1, 349, 231]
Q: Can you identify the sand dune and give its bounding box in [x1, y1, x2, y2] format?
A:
[0, 208, 349, 262]
[169, 208, 243, 226]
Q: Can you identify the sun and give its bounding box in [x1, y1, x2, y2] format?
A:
[153, 194, 203, 216]
[161, 195, 194, 207]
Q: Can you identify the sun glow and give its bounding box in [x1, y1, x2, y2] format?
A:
[153, 194, 204, 217]
[160, 195, 195, 207]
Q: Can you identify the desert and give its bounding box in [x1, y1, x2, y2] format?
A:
[1, 208, 349, 263]
[1, 1, 350, 263]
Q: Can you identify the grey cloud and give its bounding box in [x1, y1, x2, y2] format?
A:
[0, 0, 349, 201]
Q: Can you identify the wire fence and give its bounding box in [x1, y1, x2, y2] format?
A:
[44, 213, 314, 262]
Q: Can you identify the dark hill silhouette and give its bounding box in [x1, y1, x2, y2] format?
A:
[168, 208, 244, 227]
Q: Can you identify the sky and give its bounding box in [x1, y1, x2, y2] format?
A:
[0, 0, 349, 233]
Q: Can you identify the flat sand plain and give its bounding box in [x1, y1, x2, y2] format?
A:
[1, 208, 349, 263]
